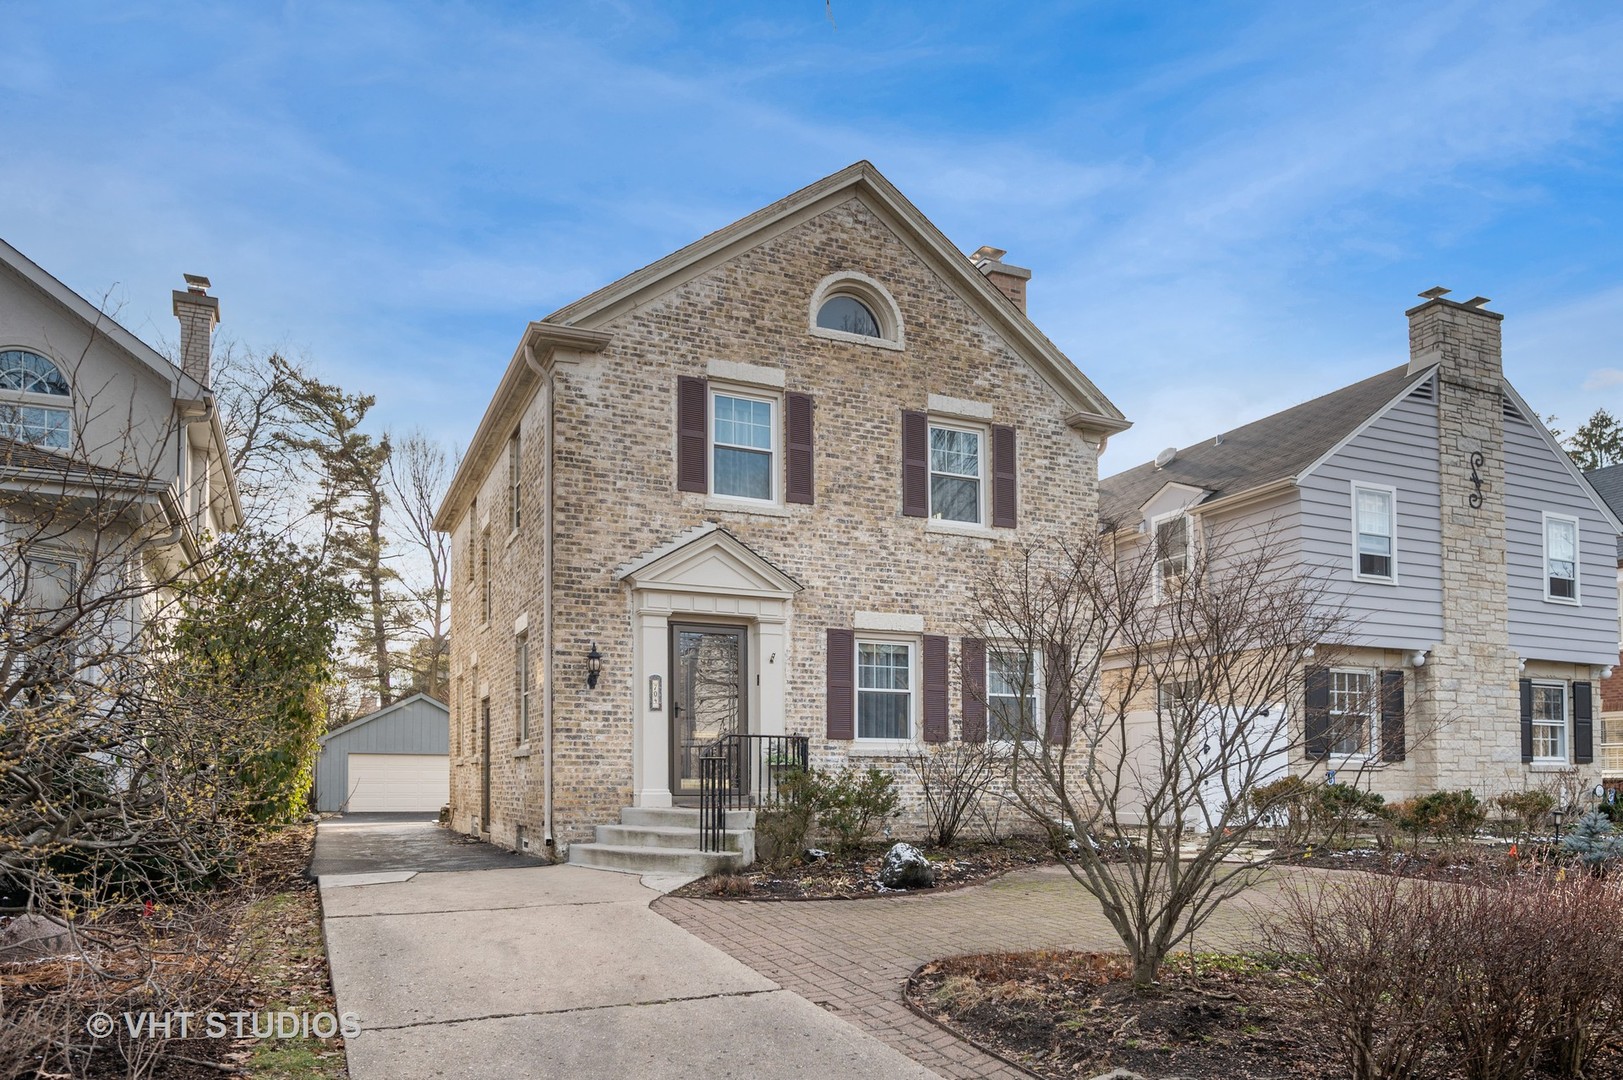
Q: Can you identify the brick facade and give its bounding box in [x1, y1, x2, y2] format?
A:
[441, 170, 1122, 855]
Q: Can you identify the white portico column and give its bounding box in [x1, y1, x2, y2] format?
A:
[632, 603, 672, 808]
[756, 615, 789, 738]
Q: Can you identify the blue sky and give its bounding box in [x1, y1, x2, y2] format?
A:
[4, 1, 1623, 472]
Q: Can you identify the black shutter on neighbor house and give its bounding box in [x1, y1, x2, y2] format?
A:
[1520, 678, 1535, 764]
[1045, 643, 1069, 744]
[676, 376, 708, 493]
[1379, 669, 1406, 763]
[1575, 681, 1595, 765]
[826, 629, 855, 740]
[1304, 666, 1331, 759]
[961, 637, 987, 743]
[991, 424, 1017, 528]
[922, 635, 950, 743]
[785, 392, 815, 505]
[901, 410, 929, 517]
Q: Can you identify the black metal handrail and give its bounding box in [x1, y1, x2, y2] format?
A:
[697, 733, 810, 853]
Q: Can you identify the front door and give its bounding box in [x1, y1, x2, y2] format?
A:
[670, 624, 747, 798]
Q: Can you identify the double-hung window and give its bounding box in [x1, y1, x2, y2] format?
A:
[508, 431, 522, 531]
[1328, 669, 1377, 757]
[1531, 681, 1567, 761]
[515, 633, 531, 743]
[1153, 513, 1191, 597]
[856, 640, 912, 740]
[712, 391, 775, 501]
[480, 530, 492, 625]
[987, 648, 1039, 742]
[929, 424, 982, 524]
[1353, 485, 1396, 582]
[1545, 514, 1579, 602]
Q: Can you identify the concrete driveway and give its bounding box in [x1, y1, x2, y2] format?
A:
[320, 864, 937, 1080]
[308, 814, 545, 880]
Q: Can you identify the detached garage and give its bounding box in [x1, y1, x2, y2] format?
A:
[314, 694, 450, 813]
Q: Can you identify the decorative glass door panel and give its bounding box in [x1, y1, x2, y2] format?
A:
[670, 624, 747, 797]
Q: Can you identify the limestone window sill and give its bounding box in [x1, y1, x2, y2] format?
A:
[513, 744, 533, 759]
[704, 497, 791, 519]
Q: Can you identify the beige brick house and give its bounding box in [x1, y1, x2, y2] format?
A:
[432, 162, 1128, 867]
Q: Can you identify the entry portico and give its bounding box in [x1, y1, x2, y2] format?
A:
[616, 524, 801, 809]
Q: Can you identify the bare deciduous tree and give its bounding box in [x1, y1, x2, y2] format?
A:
[387, 430, 457, 700]
[968, 521, 1419, 987]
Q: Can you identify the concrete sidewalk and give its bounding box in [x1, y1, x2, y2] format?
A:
[321, 865, 937, 1079]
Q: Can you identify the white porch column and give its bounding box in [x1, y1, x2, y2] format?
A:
[756, 615, 789, 737]
[632, 606, 672, 808]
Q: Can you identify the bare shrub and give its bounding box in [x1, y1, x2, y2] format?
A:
[1274, 871, 1623, 1080]
[904, 742, 1001, 847]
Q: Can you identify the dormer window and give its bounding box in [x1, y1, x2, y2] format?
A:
[815, 295, 881, 338]
[1153, 512, 1192, 597]
[0, 349, 71, 449]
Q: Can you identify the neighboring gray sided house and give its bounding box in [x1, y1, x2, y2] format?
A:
[1583, 462, 1623, 779]
[314, 694, 450, 813]
[1099, 290, 1622, 804]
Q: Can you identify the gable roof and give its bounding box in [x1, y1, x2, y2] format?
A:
[319, 692, 449, 745]
[0, 237, 207, 401]
[1099, 364, 1427, 524]
[434, 161, 1128, 532]
[1583, 463, 1623, 560]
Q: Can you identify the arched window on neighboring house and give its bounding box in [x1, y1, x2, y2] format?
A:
[0, 349, 71, 449]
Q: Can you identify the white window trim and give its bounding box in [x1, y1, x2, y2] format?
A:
[1327, 666, 1381, 763]
[927, 419, 987, 529]
[0, 347, 73, 450]
[708, 384, 781, 506]
[854, 634, 918, 746]
[1530, 679, 1569, 764]
[807, 271, 905, 351]
[987, 644, 1043, 747]
[1350, 482, 1399, 585]
[1149, 510, 1194, 602]
[1542, 511, 1581, 605]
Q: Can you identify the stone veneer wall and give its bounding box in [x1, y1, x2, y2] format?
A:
[449, 196, 1103, 852]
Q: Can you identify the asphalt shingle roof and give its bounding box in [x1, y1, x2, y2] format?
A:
[1098, 364, 1427, 525]
[1582, 462, 1623, 560]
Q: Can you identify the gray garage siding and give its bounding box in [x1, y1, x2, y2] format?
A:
[314, 694, 450, 812]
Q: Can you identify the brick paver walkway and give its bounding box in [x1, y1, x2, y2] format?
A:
[655, 864, 1311, 1080]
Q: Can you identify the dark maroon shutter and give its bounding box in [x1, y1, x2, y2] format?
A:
[901, 410, 928, 517]
[1304, 666, 1331, 759]
[1379, 669, 1406, 763]
[961, 638, 987, 743]
[1575, 681, 1595, 765]
[1520, 679, 1534, 763]
[676, 377, 708, 493]
[785, 392, 814, 505]
[922, 635, 949, 743]
[991, 424, 1017, 528]
[826, 629, 855, 740]
[1044, 643, 1068, 744]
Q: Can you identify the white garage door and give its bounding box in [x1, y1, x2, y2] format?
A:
[345, 754, 450, 812]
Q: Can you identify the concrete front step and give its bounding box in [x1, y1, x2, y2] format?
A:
[619, 806, 755, 831]
[568, 842, 743, 876]
[594, 824, 748, 853]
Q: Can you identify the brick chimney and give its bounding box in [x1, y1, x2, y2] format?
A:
[172, 273, 219, 388]
[970, 246, 1032, 314]
[1404, 287, 1517, 792]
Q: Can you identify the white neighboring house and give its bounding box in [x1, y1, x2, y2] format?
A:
[0, 238, 240, 681]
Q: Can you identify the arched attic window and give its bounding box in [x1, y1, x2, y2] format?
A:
[808, 271, 904, 351]
[0, 349, 71, 449]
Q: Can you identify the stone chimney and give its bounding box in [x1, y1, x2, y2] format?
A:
[1404, 287, 1517, 792]
[172, 273, 219, 388]
[970, 246, 1032, 314]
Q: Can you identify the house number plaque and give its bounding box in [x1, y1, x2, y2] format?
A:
[649, 675, 663, 711]
[1468, 451, 1485, 508]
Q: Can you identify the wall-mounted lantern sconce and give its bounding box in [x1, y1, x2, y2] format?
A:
[587, 641, 603, 690]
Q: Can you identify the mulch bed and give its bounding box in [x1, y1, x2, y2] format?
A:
[2, 824, 346, 1079]
[905, 949, 1623, 1079]
[1279, 842, 1564, 883]
[669, 836, 1061, 900]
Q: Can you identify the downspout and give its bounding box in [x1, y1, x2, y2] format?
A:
[523, 342, 555, 848]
